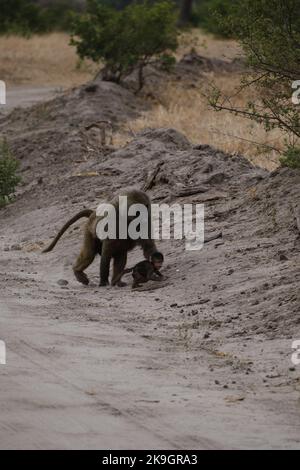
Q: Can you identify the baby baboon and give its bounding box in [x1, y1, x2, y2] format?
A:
[119, 251, 164, 289]
[42, 190, 158, 287]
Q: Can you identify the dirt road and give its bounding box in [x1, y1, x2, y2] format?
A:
[0, 86, 61, 115]
[1, 266, 299, 450]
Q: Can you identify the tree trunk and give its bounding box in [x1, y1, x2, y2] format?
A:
[135, 63, 145, 94]
[179, 0, 193, 26]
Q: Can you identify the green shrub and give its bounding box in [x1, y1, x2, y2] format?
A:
[38, 2, 76, 33]
[0, 141, 21, 207]
[0, 0, 44, 36]
[209, 0, 300, 151]
[280, 146, 300, 169]
[192, 0, 237, 38]
[71, 0, 179, 91]
[0, 0, 80, 36]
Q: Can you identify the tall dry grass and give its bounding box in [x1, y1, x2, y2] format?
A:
[120, 76, 282, 170]
[116, 30, 282, 169]
[0, 32, 98, 87]
[176, 29, 241, 61]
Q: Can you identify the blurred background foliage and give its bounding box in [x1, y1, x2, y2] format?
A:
[0, 0, 236, 37]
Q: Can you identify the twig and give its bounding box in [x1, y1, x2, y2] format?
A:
[126, 125, 137, 138]
[211, 103, 300, 139]
[177, 299, 210, 308]
[85, 120, 112, 131]
[209, 127, 281, 154]
[142, 161, 164, 191]
[174, 185, 210, 197]
[293, 205, 300, 235]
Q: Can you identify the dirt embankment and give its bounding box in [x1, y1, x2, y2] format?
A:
[0, 72, 300, 449]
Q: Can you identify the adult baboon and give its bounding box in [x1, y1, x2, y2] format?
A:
[43, 190, 158, 287]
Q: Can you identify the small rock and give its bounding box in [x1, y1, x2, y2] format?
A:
[57, 279, 69, 286]
[202, 163, 213, 173]
[11, 244, 21, 251]
[85, 84, 98, 93]
[205, 172, 225, 185]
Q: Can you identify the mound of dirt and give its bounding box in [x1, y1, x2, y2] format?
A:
[177, 51, 245, 75]
[120, 50, 244, 94]
[2, 121, 299, 339]
[0, 80, 150, 208]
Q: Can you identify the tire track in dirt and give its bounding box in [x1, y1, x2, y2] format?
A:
[0, 298, 224, 449]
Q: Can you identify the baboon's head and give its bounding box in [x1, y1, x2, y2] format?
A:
[151, 251, 164, 270]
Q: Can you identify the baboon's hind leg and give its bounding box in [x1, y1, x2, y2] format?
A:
[73, 231, 97, 285]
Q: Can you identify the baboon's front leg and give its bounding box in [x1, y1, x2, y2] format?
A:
[153, 269, 163, 278]
[132, 279, 142, 289]
[149, 274, 162, 281]
[111, 252, 127, 287]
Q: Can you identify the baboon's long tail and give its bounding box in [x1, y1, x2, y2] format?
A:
[42, 209, 94, 253]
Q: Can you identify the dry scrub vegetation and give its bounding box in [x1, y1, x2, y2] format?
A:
[0, 32, 98, 87]
[176, 29, 240, 61]
[125, 76, 282, 170]
[123, 30, 282, 170]
[0, 30, 283, 168]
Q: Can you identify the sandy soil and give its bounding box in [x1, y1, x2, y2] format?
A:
[0, 78, 300, 450]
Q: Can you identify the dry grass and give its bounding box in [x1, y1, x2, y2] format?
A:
[120, 76, 282, 170]
[176, 28, 242, 62]
[117, 30, 283, 170]
[0, 33, 98, 87]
